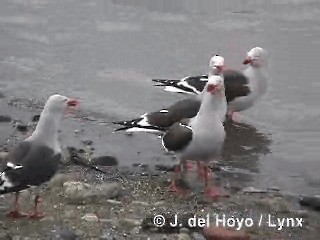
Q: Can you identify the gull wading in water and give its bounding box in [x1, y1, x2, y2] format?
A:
[152, 47, 269, 120]
[161, 59, 227, 198]
[113, 55, 226, 133]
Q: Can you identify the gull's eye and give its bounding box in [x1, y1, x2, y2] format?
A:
[63, 99, 68, 102]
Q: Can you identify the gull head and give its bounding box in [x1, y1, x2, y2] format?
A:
[243, 47, 268, 67]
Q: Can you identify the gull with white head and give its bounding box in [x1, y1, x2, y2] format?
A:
[162, 62, 227, 198]
[0, 94, 79, 219]
[152, 47, 269, 120]
[113, 55, 226, 133]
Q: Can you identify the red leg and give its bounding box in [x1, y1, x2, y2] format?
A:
[197, 161, 203, 179]
[203, 166, 222, 199]
[197, 161, 214, 181]
[183, 160, 195, 172]
[169, 165, 181, 192]
[168, 164, 188, 195]
[6, 192, 28, 218]
[29, 195, 45, 219]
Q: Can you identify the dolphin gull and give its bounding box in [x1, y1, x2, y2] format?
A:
[152, 47, 268, 119]
[0, 94, 79, 218]
[113, 55, 225, 133]
[162, 71, 227, 198]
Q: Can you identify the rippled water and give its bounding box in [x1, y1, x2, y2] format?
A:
[0, 0, 320, 195]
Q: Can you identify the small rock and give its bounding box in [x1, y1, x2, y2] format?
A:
[256, 197, 290, 213]
[118, 218, 142, 228]
[154, 201, 165, 207]
[106, 199, 122, 205]
[63, 210, 75, 219]
[193, 232, 206, 240]
[48, 173, 67, 189]
[64, 181, 121, 203]
[100, 233, 115, 240]
[51, 226, 81, 240]
[0, 232, 11, 240]
[0, 151, 8, 161]
[82, 140, 93, 146]
[179, 228, 190, 234]
[155, 164, 174, 172]
[74, 129, 81, 135]
[91, 156, 118, 166]
[82, 213, 99, 222]
[202, 226, 250, 240]
[131, 201, 149, 207]
[40, 216, 55, 222]
[267, 186, 280, 192]
[299, 196, 320, 211]
[0, 115, 12, 123]
[178, 233, 192, 240]
[140, 172, 149, 177]
[16, 124, 28, 133]
[242, 187, 267, 194]
[31, 114, 40, 122]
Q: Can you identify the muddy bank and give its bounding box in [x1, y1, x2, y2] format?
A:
[0, 99, 319, 240]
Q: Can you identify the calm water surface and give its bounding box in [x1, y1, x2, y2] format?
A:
[0, 0, 320, 195]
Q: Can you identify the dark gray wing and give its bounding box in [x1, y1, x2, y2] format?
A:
[0, 142, 61, 194]
[146, 98, 200, 128]
[149, 98, 201, 127]
[224, 69, 251, 103]
[162, 123, 193, 152]
[113, 97, 201, 131]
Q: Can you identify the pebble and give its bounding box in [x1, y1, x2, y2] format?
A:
[0, 151, 8, 161]
[64, 181, 121, 203]
[299, 196, 320, 211]
[178, 233, 192, 240]
[193, 232, 206, 240]
[48, 173, 67, 189]
[140, 172, 149, 177]
[256, 197, 290, 213]
[131, 201, 149, 207]
[31, 114, 40, 122]
[91, 156, 118, 166]
[118, 218, 142, 228]
[179, 228, 190, 234]
[15, 124, 28, 133]
[202, 226, 250, 240]
[40, 216, 55, 222]
[242, 187, 267, 194]
[0, 233, 11, 240]
[100, 234, 115, 240]
[82, 140, 93, 146]
[154, 201, 165, 207]
[82, 213, 99, 222]
[0, 115, 12, 123]
[106, 199, 123, 205]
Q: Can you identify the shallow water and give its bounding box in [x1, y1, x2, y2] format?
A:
[0, 0, 320, 195]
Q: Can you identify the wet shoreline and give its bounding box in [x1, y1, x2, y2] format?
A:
[0, 97, 319, 239]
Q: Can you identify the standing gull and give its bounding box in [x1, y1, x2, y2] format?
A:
[162, 70, 227, 198]
[152, 47, 269, 118]
[113, 55, 225, 133]
[0, 94, 79, 218]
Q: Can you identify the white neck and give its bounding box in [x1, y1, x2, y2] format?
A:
[197, 88, 227, 122]
[245, 64, 269, 97]
[27, 109, 62, 153]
